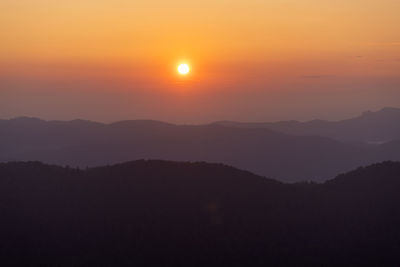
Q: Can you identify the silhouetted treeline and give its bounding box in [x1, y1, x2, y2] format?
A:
[1, 160, 400, 266]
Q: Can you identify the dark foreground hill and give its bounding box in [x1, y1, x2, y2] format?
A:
[1, 160, 400, 266]
[2, 116, 400, 182]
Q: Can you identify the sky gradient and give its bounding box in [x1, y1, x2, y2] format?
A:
[1, 0, 399, 123]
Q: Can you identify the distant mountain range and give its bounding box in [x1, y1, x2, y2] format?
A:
[1, 160, 400, 266]
[1, 107, 400, 182]
[216, 107, 400, 144]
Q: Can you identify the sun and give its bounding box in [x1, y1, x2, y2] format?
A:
[178, 64, 190, 75]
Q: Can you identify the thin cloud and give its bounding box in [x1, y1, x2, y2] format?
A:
[365, 42, 400, 47]
[300, 75, 335, 79]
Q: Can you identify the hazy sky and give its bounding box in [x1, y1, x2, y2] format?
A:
[1, 0, 399, 123]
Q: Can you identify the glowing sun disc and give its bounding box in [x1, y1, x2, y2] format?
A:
[178, 64, 190, 75]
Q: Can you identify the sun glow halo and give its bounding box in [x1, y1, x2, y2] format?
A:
[178, 64, 190, 75]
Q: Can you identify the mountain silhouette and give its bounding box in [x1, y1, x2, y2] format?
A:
[0, 117, 376, 182]
[216, 107, 400, 144]
[1, 114, 400, 182]
[1, 160, 400, 266]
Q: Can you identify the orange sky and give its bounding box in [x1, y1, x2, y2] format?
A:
[1, 0, 399, 122]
